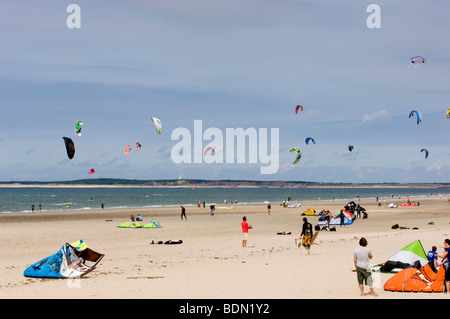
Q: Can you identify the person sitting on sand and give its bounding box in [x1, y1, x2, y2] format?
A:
[129, 215, 136, 222]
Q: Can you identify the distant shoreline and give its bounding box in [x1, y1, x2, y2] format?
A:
[0, 179, 448, 189]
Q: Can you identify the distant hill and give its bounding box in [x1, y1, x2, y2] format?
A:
[1, 178, 448, 188]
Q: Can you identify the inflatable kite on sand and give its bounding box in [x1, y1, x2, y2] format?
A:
[23, 240, 104, 279]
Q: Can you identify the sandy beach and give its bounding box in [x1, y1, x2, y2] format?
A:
[1, 195, 449, 300]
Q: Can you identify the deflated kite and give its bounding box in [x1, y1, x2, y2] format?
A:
[305, 137, 315, 145]
[409, 110, 422, 124]
[290, 148, 301, 164]
[63, 137, 75, 159]
[23, 240, 104, 279]
[75, 121, 83, 136]
[152, 117, 162, 134]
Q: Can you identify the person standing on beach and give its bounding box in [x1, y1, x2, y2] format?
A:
[339, 210, 345, 227]
[427, 246, 438, 268]
[181, 206, 187, 220]
[438, 239, 450, 294]
[267, 203, 271, 215]
[353, 237, 377, 297]
[298, 217, 313, 255]
[241, 216, 250, 247]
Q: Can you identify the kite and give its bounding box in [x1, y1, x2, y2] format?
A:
[420, 149, 429, 159]
[63, 137, 75, 159]
[75, 121, 83, 136]
[189, 180, 197, 190]
[125, 145, 131, 154]
[136, 142, 141, 151]
[305, 137, 315, 145]
[295, 105, 303, 114]
[409, 110, 422, 124]
[23, 240, 104, 279]
[411, 56, 426, 64]
[88, 168, 95, 175]
[152, 117, 162, 134]
[447, 107, 450, 119]
[290, 148, 301, 164]
[203, 146, 215, 156]
[348, 145, 354, 152]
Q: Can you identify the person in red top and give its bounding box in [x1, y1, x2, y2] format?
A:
[241, 216, 250, 247]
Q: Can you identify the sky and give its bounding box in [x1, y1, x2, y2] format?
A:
[0, 0, 449, 183]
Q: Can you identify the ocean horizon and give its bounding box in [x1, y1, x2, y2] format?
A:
[1, 185, 448, 214]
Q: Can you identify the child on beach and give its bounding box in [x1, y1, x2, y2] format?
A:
[427, 246, 438, 268]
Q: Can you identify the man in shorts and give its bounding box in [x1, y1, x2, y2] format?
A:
[298, 217, 313, 255]
[242, 216, 249, 247]
[353, 237, 377, 297]
[438, 239, 450, 294]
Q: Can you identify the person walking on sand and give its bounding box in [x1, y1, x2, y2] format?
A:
[180, 206, 187, 220]
[241, 216, 251, 247]
[298, 217, 313, 255]
[267, 203, 271, 215]
[353, 237, 377, 297]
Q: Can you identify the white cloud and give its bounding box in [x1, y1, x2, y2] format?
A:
[362, 110, 392, 123]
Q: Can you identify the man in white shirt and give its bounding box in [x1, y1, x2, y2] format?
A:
[353, 237, 378, 297]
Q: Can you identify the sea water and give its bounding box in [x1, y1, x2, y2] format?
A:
[0, 186, 448, 214]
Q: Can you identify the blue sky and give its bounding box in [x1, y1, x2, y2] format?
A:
[0, 0, 449, 183]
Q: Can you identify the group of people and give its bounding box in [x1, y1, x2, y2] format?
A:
[129, 214, 143, 222]
[242, 213, 450, 296]
[427, 239, 450, 293]
[353, 238, 450, 296]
